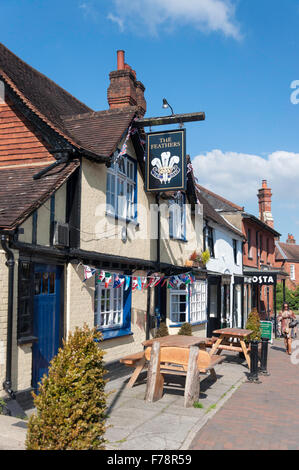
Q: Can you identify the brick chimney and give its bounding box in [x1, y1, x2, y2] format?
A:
[107, 50, 146, 117]
[258, 180, 274, 228]
[286, 234, 296, 244]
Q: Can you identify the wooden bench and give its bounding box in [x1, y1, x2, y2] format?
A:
[119, 351, 147, 389]
[144, 345, 225, 407]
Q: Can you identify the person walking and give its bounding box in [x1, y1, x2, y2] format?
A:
[278, 303, 297, 355]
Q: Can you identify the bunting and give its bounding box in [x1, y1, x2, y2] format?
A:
[81, 265, 196, 291]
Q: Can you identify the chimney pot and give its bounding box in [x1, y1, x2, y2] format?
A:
[117, 50, 125, 70]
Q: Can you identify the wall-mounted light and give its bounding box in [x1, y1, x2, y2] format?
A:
[162, 98, 174, 115]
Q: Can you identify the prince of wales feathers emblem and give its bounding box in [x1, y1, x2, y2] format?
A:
[151, 152, 180, 184]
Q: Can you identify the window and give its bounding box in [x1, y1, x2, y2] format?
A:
[247, 228, 252, 258]
[170, 290, 188, 324]
[170, 281, 207, 325]
[18, 261, 34, 341]
[259, 234, 263, 259]
[94, 273, 132, 340]
[204, 225, 215, 258]
[169, 193, 186, 241]
[290, 264, 296, 281]
[106, 157, 137, 221]
[189, 281, 207, 324]
[233, 239, 238, 265]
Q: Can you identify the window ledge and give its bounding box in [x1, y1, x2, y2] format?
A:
[96, 327, 133, 341]
[169, 321, 207, 328]
[17, 336, 38, 346]
[105, 212, 139, 227]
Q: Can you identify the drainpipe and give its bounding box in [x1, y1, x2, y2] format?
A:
[1, 234, 16, 399]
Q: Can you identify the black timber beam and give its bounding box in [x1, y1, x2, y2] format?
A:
[134, 112, 205, 128]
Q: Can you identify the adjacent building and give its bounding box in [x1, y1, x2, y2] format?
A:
[275, 234, 299, 291]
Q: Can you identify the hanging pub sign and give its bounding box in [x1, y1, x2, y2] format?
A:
[145, 129, 186, 192]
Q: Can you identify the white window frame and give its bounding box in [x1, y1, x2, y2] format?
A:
[106, 157, 136, 222]
[94, 277, 124, 330]
[170, 289, 188, 324]
[169, 193, 186, 241]
[290, 264, 296, 281]
[189, 280, 207, 324]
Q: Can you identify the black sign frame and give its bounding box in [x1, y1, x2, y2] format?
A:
[145, 129, 186, 192]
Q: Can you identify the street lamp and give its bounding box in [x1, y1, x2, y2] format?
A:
[162, 98, 174, 115]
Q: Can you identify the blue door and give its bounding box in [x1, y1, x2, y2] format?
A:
[32, 264, 62, 391]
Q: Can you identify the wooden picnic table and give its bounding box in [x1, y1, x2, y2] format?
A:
[142, 335, 215, 349]
[209, 328, 253, 368]
[143, 335, 224, 407]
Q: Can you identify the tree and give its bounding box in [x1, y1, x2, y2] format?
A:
[26, 325, 107, 450]
[245, 308, 261, 342]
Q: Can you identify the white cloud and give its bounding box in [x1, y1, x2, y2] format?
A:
[192, 149, 299, 207]
[108, 0, 241, 39]
[79, 1, 99, 21]
[107, 13, 124, 32]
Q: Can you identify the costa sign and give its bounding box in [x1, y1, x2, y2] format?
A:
[251, 274, 276, 285]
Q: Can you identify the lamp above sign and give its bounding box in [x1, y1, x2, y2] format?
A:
[145, 129, 186, 192]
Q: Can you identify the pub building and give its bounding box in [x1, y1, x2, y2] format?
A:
[0, 44, 210, 403]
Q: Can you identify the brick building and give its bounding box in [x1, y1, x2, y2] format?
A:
[196, 180, 286, 324]
[275, 234, 299, 291]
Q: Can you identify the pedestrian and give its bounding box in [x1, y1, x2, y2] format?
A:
[278, 302, 297, 355]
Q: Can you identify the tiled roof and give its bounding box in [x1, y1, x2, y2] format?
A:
[62, 108, 138, 158]
[0, 43, 137, 159]
[0, 42, 91, 145]
[196, 190, 244, 238]
[0, 160, 79, 230]
[275, 242, 299, 261]
[196, 183, 244, 212]
[0, 101, 55, 167]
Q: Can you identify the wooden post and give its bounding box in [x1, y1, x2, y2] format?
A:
[145, 341, 164, 402]
[184, 346, 200, 408]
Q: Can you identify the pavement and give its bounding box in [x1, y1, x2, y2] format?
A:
[0, 336, 298, 450]
[104, 351, 247, 450]
[190, 337, 299, 450]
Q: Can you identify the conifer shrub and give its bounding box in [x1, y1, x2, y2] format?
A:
[26, 325, 107, 450]
[245, 308, 261, 342]
[178, 322, 193, 336]
[154, 322, 169, 338]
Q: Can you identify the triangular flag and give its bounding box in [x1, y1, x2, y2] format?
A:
[105, 272, 112, 288]
[83, 265, 96, 282]
[125, 276, 131, 291]
[95, 270, 105, 284]
[132, 277, 138, 291]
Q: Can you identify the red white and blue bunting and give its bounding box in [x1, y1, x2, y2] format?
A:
[81, 264, 195, 291]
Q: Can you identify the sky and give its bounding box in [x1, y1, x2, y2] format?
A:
[1, 0, 299, 243]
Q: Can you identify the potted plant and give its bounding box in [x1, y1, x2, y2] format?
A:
[178, 323, 192, 336]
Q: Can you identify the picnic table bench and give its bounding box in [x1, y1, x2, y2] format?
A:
[119, 336, 218, 389]
[209, 328, 253, 368]
[144, 342, 225, 407]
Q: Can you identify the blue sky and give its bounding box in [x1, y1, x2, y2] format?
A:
[1, 0, 299, 243]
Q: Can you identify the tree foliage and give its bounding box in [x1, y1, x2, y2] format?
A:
[276, 283, 299, 312]
[26, 325, 107, 450]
